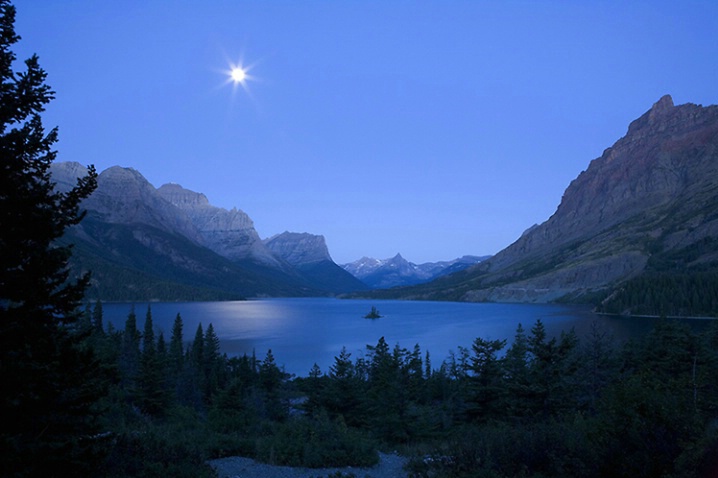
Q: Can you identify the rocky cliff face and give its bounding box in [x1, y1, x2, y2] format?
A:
[263, 232, 332, 265]
[156, 183, 281, 267]
[49, 161, 89, 193]
[50, 164, 278, 265]
[264, 232, 369, 293]
[50, 163, 203, 243]
[405, 96, 718, 303]
[50, 162, 366, 298]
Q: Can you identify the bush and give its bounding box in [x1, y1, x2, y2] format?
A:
[100, 406, 216, 477]
[102, 429, 215, 478]
[406, 419, 598, 478]
[256, 413, 378, 468]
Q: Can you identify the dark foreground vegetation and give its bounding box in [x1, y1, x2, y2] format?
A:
[52, 305, 716, 478]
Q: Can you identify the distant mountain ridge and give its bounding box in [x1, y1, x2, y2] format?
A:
[265, 232, 368, 293]
[50, 163, 367, 300]
[342, 253, 488, 289]
[380, 95, 718, 313]
[264, 232, 332, 265]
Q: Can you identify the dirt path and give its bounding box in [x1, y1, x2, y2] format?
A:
[208, 452, 408, 478]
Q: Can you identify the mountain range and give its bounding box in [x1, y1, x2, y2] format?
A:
[342, 254, 489, 289]
[375, 95, 718, 316]
[51, 163, 480, 300]
[51, 163, 367, 300]
[53, 95, 718, 314]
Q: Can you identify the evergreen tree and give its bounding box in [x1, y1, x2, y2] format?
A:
[181, 323, 205, 408]
[503, 323, 532, 419]
[526, 320, 581, 416]
[156, 331, 167, 363]
[596, 321, 710, 478]
[578, 320, 618, 412]
[309, 362, 322, 378]
[406, 344, 424, 399]
[366, 337, 409, 442]
[425, 350, 432, 379]
[191, 323, 204, 369]
[137, 306, 169, 414]
[301, 363, 327, 416]
[466, 337, 506, 421]
[119, 307, 141, 390]
[169, 313, 184, 375]
[79, 302, 92, 331]
[92, 300, 104, 335]
[259, 349, 286, 420]
[203, 323, 222, 400]
[142, 305, 154, 354]
[527, 319, 556, 415]
[0, 1, 102, 473]
[325, 346, 363, 425]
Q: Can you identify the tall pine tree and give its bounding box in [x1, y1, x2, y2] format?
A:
[0, 1, 102, 474]
[138, 306, 169, 415]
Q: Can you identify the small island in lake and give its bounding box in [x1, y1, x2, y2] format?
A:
[364, 306, 382, 319]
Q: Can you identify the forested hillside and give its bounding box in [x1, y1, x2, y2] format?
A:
[597, 237, 718, 316]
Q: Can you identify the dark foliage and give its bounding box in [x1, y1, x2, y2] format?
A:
[17, 296, 710, 477]
[598, 270, 718, 317]
[598, 237, 718, 317]
[0, 2, 105, 475]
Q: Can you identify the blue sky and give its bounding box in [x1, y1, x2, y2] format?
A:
[13, 1, 718, 264]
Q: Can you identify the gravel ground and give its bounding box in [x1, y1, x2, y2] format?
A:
[208, 452, 409, 478]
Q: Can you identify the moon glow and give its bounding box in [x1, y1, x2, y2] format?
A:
[230, 67, 247, 83]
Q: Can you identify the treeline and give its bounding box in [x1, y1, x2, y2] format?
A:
[598, 271, 718, 317]
[598, 237, 718, 317]
[81, 303, 378, 476]
[81, 303, 718, 477]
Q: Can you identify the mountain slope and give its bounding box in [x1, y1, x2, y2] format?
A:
[386, 96, 718, 310]
[61, 216, 313, 301]
[264, 232, 369, 293]
[156, 183, 281, 267]
[50, 163, 346, 300]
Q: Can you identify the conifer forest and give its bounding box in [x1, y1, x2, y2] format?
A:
[54, 305, 718, 477]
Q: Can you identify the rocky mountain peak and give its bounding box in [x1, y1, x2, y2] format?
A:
[264, 232, 332, 266]
[386, 253, 412, 269]
[438, 96, 718, 303]
[48, 161, 89, 193]
[157, 183, 210, 208]
[155, 183, 279, 265]
[623, 94, 712, 142]
[651, 94, 674, 113]
[157, 183, 254, 232]
[514, 96, 718, 256]
[93, 167, 168, 213]
[81, 166, 200, 239]
[100, 166, 149, 187]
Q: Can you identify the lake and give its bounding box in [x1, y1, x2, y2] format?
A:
[100, 298, 704, 377]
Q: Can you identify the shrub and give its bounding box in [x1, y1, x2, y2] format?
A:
[256, 413, 378, 468]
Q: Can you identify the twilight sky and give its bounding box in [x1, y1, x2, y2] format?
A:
[13, 1, 718, 264]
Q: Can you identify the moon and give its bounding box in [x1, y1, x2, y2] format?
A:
[230, 67, 247, 83]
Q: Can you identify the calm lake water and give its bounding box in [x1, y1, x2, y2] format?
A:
[100, 298, 707, 377]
